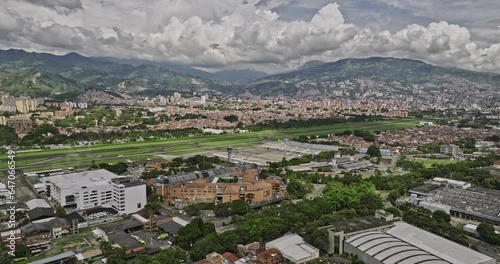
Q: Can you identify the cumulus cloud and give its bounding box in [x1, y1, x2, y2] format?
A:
[0, 1, 500, 73]
[19, 0, 83, 14]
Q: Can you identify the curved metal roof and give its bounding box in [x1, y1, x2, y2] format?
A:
[346, 232, 451, 264]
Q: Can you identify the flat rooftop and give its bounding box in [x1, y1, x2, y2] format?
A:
[44, 169, 118, 189]
[266, 234, 319, 263]
[409, 183, 442, 195]
[421, 186, 500, 220]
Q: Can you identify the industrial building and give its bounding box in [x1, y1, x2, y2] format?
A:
[43, 169, 117, 209]
[111, 177, 147, 215]
[263, 140, 342, 155]
[43, 170, 146, 214]
[409, 178, 500, 224]
[320, 216, 395, 255]
[265, 234, 319, 264]
[289, 156, 376, 172]
[344, 222, 494, 264]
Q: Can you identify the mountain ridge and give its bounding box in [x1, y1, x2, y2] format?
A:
[245, 57, 500, 104]
[0, 49, 499, 103]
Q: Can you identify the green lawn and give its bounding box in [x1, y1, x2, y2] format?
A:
[0, 158, 48, 169]
[198, 137, 263, 147]
[22, 155, 158, 172]
[164, 144, 197, 151]
[167, 142, 262, 156]
[411, 158, 459, 168]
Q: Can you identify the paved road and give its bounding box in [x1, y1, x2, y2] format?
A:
[307, 184, 326, 200]
[466, 235, 500, 261]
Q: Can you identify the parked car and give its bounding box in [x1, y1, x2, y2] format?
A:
[157, 233, 169, 240]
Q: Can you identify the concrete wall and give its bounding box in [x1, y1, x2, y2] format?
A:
[123, 185, 147, 214]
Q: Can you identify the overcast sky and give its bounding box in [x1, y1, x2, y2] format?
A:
[1, 0, 500, 73]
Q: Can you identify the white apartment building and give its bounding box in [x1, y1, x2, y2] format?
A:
[440, 144, 460, 156]
[111, 177, 147, 215]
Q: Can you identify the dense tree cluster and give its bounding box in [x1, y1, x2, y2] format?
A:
[0, 243, 14, 264]
[476, 222, 500, 245]
[223, 115, 238, 123]
[182, 203, 215, 217]
[100, 241, 126, 264]
[214, 200, 250, 217]
[0, 125, 17, 146]
[134, 248, 187, 264]
[367, 144, 381, 158]
[286, 178, 312, 199]
[323, 181, 384, 215]
[176, 184, 380, 261]
[353, 130, 375, 142]
[97, 162, 129, 175]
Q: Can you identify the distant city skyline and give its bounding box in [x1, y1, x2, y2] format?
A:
[1, 0, 500, 73]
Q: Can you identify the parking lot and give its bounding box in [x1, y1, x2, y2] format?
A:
[132, 230, 173, 249]
[2, 171, 38, 202]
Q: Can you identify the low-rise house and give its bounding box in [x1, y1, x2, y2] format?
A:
[28, 207, 56, 222]
[194, 252, 225, 264]
[108, 230, 145, 255]
[64, 211, 88, 229]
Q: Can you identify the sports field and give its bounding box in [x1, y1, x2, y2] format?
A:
[0, 119, 421, 171]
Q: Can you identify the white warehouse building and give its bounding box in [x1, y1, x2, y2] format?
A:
[43, 169, 146, 214]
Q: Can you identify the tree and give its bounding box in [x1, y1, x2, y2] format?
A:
[98, 162, 129, 175]
[0, 243, 14, 264]
[432, 210, 451, 223]
[55, 206, 66, 218]
[367, 144, 381, 158]
[214, 200, 249, 217]
[0, 125, 18, 146]
[245, 193, 255, 203]
[189, 233, 224, 261]
[14, 244, 27, 258]
[385, 207, 401, 217]
[134, 248, 188, 264]
[176, 218, 215, 250]
[100, 241, 126, 264]
[223, 115, 238, 123]
[286, 179, 307, 199]
[477, 222, 499, 244]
